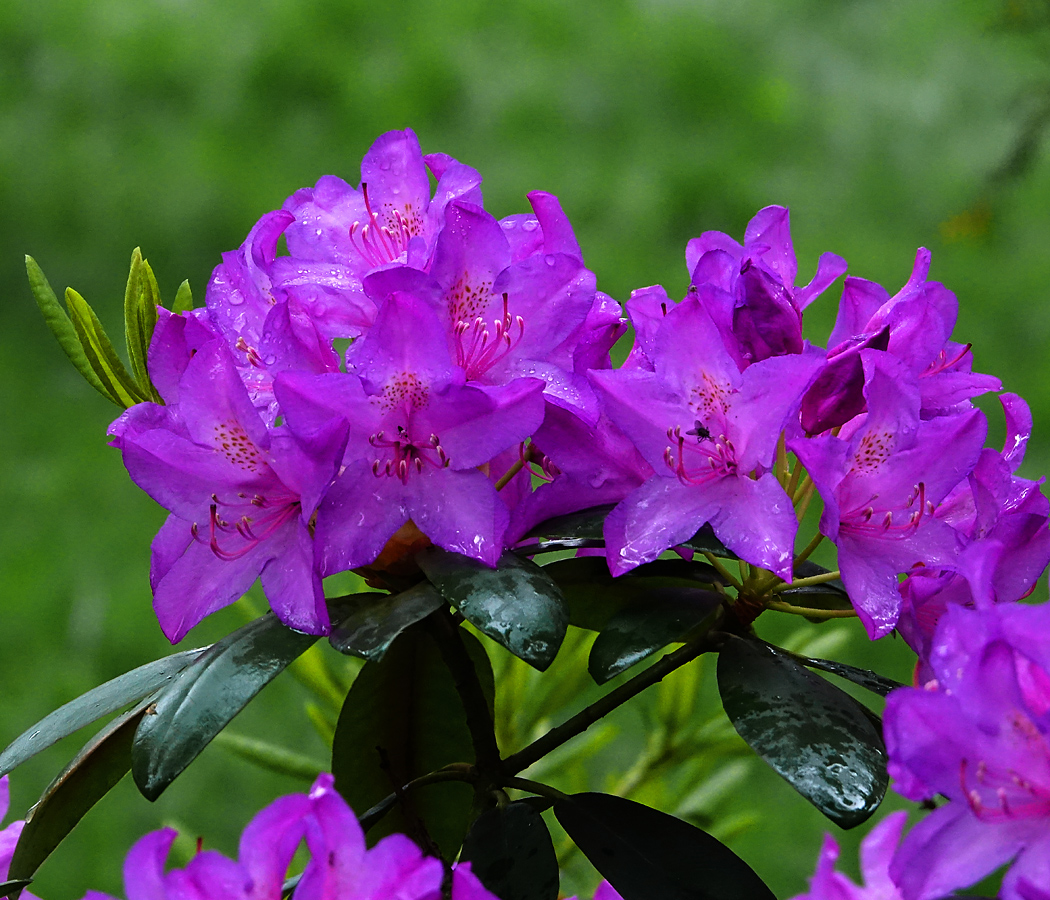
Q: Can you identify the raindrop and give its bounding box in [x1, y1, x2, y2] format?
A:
[522, 220, 539, 232]
[544, 254, 556, 266]
[501, 220, 516, 230]
[228, 293, 245, 306]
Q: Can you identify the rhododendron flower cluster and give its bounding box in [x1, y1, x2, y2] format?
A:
[105, 128, 1046, 655]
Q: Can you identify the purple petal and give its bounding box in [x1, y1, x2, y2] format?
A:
[685, 230, 743, 278]
[744, 205, 796, 286]
[123, 828, 178, 900]
[527, 190, 583, 259]
[451, 863, 500, 900]
[238, 794, 312, 895]
[795, 252, 848, 310]
[259, 521, 329, 635]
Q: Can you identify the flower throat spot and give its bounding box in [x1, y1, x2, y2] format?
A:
[213, 420, 265, 473]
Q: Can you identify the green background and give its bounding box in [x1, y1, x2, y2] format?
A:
[2, 0, 1049, 896]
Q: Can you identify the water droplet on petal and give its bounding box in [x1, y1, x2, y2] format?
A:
[522, 220, 539, 232]
[544, 254, 556, 266]
[228, 293, 245, 306]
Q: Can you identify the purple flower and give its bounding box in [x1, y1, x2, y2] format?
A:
[788, 811, 910, 900]
[1, 776, 38, 900]
[78, 774, 446, 900]
[590, 295, 824, 578]
[884, 603, 1050, 900]
[276, 292, 546, 572]
[790, 351, 986, 638]
[109, 338, 347, 642]
[686, 205, 847, 370]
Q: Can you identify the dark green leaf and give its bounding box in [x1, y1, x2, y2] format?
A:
[132, 613, 318, 801]
[516, 504, 614, 553]
[780, 562, 850, 615]
[329, 585, 444, 662]
[331, 626, 479, 860]
[8, 703, 149, 882]
[0, 880, 32, 899]
[554, 792, 774, 900]
[64, 286, 144, 407]
[588, 588, 721, 684]
[716, 637, 888, 828]
[25, 256, 113, 403]
[791, 655, 905, 698]
[461, 802, 560, 900]
[172, 279, 194, 313]
[417, 548, 568, 671]
[0, 648, 206, 778]
[123, 248, 161, 402]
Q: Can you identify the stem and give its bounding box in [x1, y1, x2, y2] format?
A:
[502, 630, 719, 775]
[794, 477, 816, 521]
[703, 552, 743, 591]
[425, 611, 502, 776]
[765, 600, 857, 619]
[785, 456, 804, 499]
[494, 456, 527, 491]
[775, 432, 788, 486]
[359, 764, 477, 831]
[770, 569, 841, 593]
[501, 776, 571, 801]
[793, 532, 825, 566]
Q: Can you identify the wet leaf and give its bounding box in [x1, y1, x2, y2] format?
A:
[589, 588, 721, 684]
[64, 286, 143, 407]
[716, 637, 888, 828]
[8, 703, 150, 882]
[683, 523, 733, 557]
[417, 548, 568, 671]
[0, 648, 206, 778]
[331, 625, 483, 860]
[329, 585, 444, 662]
[792, 655, 905, 698]
[132, 613, 319, 800]
[554, 792, 775, 900]
[0, 880, 32, 899]
[461, 802, 559, 900]
[516, 504, 614, 553]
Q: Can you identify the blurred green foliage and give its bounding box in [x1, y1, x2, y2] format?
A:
[3, 0, 1050, 896]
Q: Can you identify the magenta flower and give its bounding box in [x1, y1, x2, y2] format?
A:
[789, 811, 910, 900]
[590, 295, 824, 577]
[109, 338, 347, 642]
[885, 603, 1050, 900]
[276, 292, 546, 572]
[790, 351, 986, 638]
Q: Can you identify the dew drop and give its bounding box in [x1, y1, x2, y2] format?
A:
[522, 220, 539, 232]
[501, 220, 516, 230]
[228, 293, 245, 306]
[544, 254, 556, 266]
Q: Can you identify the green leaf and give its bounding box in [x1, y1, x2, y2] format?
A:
[790, 654, 905, 698]
[417, 548, 568, 671]
[331, 625, 483, 860]
[683, 523, 733, 557]
[553, 792, 775, 900]
[123, 248, 161, 402]
[329, 585, 444, 662]
[213, 732, 326, 781]
[0, 880, 33, 899]
[0, 648, 206, 778]
[716, 636, 888, 828]
[132, 613, 319, 801]
[25, 256, 114, 403]
[517, 504, 613, 554]
[588, 588, 721, 684]
[64, 286, 144, 407]
[461, 802, 560, 900]
[172, 279, 194, 313]
[8, 702, 150, 882]
[780, 562, 851, 616]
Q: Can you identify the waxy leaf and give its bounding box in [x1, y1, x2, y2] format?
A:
[0, 648, 206, 778]
[417, 548, 568, 671]
[554, 792, 775, 900]
[25, 256, 112, 403]
[779, 562, 851, 615]
[331, 626, 491, 859]
[0, 880, 32, 899]
[329, 585, 444, 662]
[588, 588, 721, 684]
[461, 801, 559, 900]
[123, 247, 161, 402]
[8, 703, 150, 882]
[683, 523, 733, 558]
[64, 286, 144, 407]
[132, 613, 319, 801]
[517, 504, 614, 554]
[716, 637, 888, 828]
[792, 655, 905, 698]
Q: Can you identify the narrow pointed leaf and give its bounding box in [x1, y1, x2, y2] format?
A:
[461, 801, 560, 900]
[554, 792, 775, 900]
[331, 626, 488, 859]
[64, 287, 143, 407]
[123, 248, 161, 402]
[329, 585, 444, 662]
[25, 256, 113, 402]
[213, 732, 326, 782]
[0, 880, 32, 899]
[417, 548, 568, 671]
[172, 279, 194, 313]
[7, 703, 150, 882]
[0, 648, 206, 778]
[132, 613, 319, 801]
[716, 637, 888, 828]
[516, 504, 614, 553]
[790, 654, 905, 698]
[589, 588, 721, 684]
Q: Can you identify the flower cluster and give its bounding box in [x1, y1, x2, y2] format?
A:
[107, 128, 1046, 656]
[68, 773, 620, 900]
